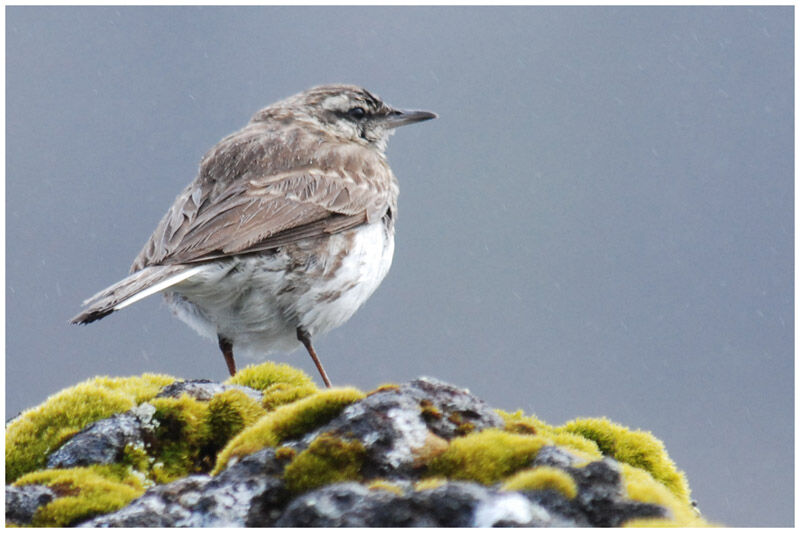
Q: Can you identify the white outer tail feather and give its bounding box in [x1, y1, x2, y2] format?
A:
[72, 264, 212, 324]
[111, 265, 209, 311]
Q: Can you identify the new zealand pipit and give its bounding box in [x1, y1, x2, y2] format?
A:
[71, 84, 436, 387]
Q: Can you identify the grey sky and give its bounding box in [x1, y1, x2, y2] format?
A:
[6, 6, 793, 526]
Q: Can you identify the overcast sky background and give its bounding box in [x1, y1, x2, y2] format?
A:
[6, 6, 793, 526]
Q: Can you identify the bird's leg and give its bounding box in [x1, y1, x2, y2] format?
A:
[296, 327, 332, 388]
[217, 335, 237, 376]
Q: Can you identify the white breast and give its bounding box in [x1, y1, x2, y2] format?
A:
[164, 221, 394, 359]
[294, 222, 395, 336]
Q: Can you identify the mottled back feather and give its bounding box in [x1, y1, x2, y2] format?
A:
[131, 119, 398, 272]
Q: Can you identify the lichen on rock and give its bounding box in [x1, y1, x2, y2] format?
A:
[5, 362, 711, 527]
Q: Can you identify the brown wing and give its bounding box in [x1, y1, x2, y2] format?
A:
[131, 123, 396, 272]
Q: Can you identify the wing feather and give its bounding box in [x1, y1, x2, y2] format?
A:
[131, 122, 397, 272]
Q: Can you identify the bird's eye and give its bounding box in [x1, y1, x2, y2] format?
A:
[347, 107, 367, 120]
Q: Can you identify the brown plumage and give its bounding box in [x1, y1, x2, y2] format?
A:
[71, 84, 436, 386]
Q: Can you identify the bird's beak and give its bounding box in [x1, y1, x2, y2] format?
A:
[382, 109, 438, 129]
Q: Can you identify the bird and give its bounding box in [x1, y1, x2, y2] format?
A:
[71, 84, 436, 387]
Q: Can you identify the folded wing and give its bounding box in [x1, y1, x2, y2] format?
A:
[72, 123, 397, 324]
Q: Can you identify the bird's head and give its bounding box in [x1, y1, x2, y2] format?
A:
[253, 84, 437, 152]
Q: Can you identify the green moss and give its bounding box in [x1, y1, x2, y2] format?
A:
[14, 466, 145, 527]
[5, 374, 174, 483]
[497, 409, 555, 434]
[619, 463, 709, 527]
[502, 466, 578, 499]
[548, 431, 603, 461]
[427, 428, 549, 484]
[261, 383, 319, 411]
[226, 361, 316, 393]
[146, 395, 211, 482]
[120, 442, 151, 474]
[415, 477, 447, 491]
[504, 420, 539, 435]
[142, 391, 262, 482]
[623, 516, 714, 528]
[206, 389, 267, 449]
[214, 387, 365, 474]
[496, 410, 609, 462]
[367, 479, 405, 495]
[134, 388, 262, 481]
[562, 418, 689, 504]
[225, 362, 320, 413]
[283, 433, 366, 493]
[366, 383, 400, 396]
[275, 446, 297, 461]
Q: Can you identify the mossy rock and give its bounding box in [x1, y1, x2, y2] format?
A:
[619, 463, 708, 526]
[367, 479, 405, 496]
[561, 417, 690, 502]
[502, 466, 579, 499]
[206, 389, 267, 449]
[426, 428, 550, 484]
[130, 388, 269, 483]
[13, 466, 146, 527]
[213, 387, 365, 473]
[283, 433, 366, 493]
[5, 374, 174, 483]
[226, 361, 320, 410]
[6, 363, 709, 527]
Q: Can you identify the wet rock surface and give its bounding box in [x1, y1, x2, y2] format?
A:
[7, 375, 681, 527]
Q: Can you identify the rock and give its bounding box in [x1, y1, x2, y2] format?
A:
[80, 448, 290, 527]
[273, 481, 485, 527]
[272, 481, 515, 527]
[156, 379, 263, 403]
[519, 458, 669, 527]
[5, 363, 707, 527]
[45, 381, 265, 472]
[290, 376, 503, 479]
[567, 458, 659, 527]
[472, 490, 566, 527]
[46, 409, 150, 469]
[209, 375, 505, 483]
[79, 475, 211, 527]
[399, 377, 506, 439]
[5, 484, 56, 526]
[532, 445, 583, 469]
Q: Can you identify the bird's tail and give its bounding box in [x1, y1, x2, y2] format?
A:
[70, 264, 208, 325]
